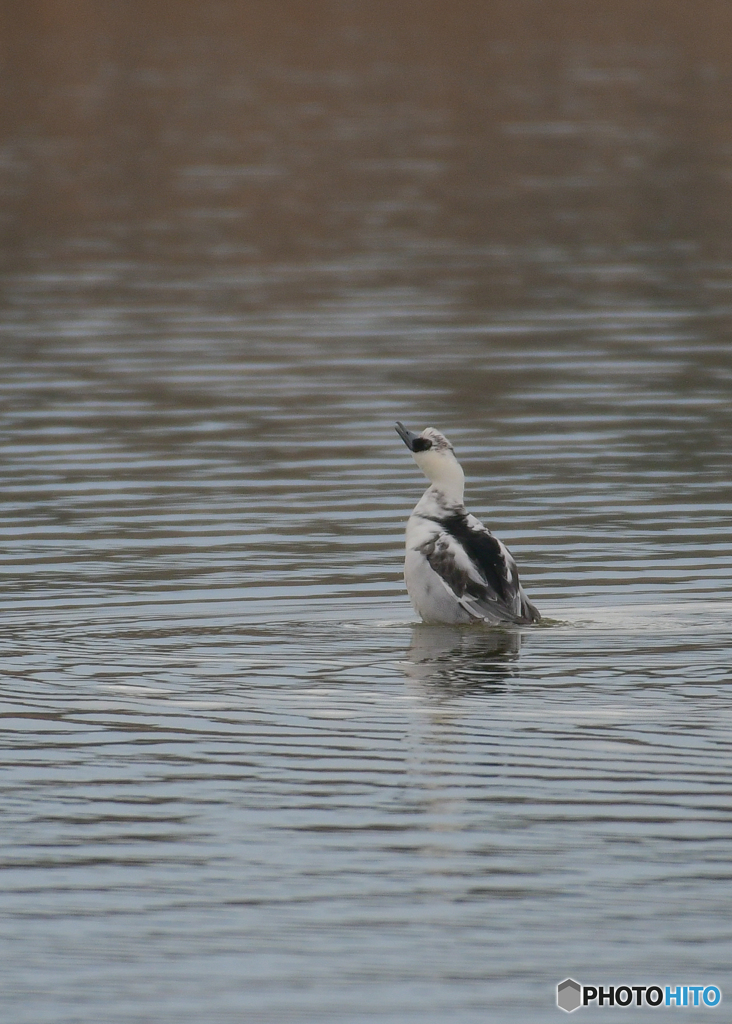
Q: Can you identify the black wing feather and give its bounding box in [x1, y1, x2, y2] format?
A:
[416, 511, 540, 624]
[440, 513, 515, 603]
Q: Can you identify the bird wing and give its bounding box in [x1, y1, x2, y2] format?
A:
[419, 513, 538, 624]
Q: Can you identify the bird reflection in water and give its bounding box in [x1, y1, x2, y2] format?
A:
[402, 624, 522, 698]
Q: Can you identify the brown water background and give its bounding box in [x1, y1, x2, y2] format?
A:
[2, 3, 732, 1022]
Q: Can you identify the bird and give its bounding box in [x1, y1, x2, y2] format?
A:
[395, 422, 540, 626]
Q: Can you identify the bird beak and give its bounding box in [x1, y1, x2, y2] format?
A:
[395, 421, 422, 451]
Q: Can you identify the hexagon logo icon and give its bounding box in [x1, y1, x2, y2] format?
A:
[557, 978, 582, 1013]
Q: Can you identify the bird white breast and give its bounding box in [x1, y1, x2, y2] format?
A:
[404, 513, 475, 624]
[404, 546, 475, 624]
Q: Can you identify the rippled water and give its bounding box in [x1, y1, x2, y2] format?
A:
[4, 4, 732, 1021]
[2, 274, 732, 1023]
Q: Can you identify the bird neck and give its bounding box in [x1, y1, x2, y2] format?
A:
[412, 451, 465, 504]
[415, 484, 465, 517]
[414, 475, 466, 518]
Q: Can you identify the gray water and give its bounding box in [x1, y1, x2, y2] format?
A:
[3, 5, 732, 1022]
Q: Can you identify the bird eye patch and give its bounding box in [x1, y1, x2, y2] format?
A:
[412, 437, 433, 452]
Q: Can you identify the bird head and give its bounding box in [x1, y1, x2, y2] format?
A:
[395, 422, 465, 500]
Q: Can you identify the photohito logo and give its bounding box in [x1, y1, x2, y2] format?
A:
[556, 980, 722, 1012]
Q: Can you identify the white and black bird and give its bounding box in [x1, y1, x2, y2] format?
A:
[395, 422, 540, 626]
